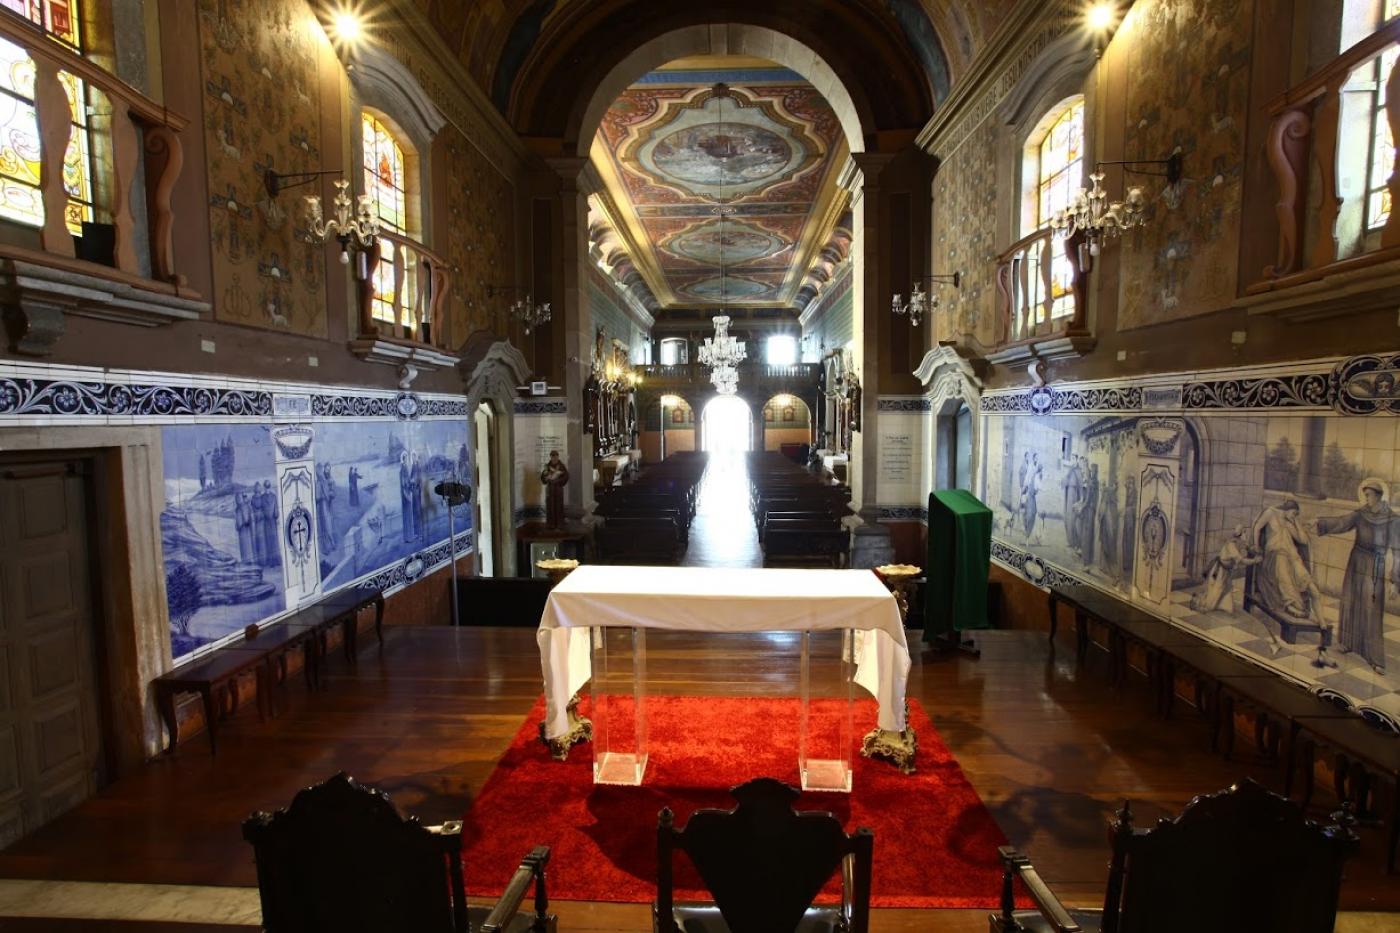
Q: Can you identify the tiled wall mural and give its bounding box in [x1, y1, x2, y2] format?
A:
[197, 0, 329, 337]
[0, 359, 472, 665]
[160, 407, 471, 661]
[1116, 0, 1251, 328]
[982, 353, 1400, 729]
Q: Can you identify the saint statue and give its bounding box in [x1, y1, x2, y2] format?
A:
[541, 450, 569, 530]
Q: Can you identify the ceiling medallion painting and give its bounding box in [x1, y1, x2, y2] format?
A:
[626, 86, 819, 203]
[683, 275, 771, 301]
[594, 62, 847, 309]
[663, 218, 787, 266]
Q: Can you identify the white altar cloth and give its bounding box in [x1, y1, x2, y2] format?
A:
[537, 565, 911, 739]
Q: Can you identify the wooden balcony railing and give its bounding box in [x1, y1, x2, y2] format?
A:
[1257, 19, 1400, 288]
[0, 8, 188, 289]
[993, 228, 1087, 348]
[358, 230, 451, 351]
[637, 362, 821, 390]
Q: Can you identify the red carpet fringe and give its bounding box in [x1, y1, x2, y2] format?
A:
[460, 695, 1013, 908]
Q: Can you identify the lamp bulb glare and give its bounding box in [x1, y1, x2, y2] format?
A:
[1087, 2, 1116, 31]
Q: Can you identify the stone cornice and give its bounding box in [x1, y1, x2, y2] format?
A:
[343, 0, 532, 181]
[915, 0, 1078, 158]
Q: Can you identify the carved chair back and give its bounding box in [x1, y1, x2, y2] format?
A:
[656, 777, 873, 933]
[243, 772, 467, 933]
[1105, 778, 1357, 933]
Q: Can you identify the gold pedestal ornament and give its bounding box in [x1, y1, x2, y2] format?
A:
[536, 558, 579, 586]
[538, 691, 592, 761]
[859, 701, 918, 774]
[874, 564, 921, 625]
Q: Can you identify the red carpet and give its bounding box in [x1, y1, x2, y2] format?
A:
[460, 695, 1015, 908]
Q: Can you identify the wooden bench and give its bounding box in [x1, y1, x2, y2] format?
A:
[153, 586, 384, 756]
[1046, 578, 1400, 873]
[763, 527, 849, 567]
[595, 516, 683, 563]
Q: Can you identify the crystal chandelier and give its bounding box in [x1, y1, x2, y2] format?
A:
[303, 179, 379, 264]
[510, 295, 551, 335]
[891, 273, 961, 328]
[1049, 171, 1146, 257]
[698, 315, 747, 369]
[694, 84, 747, 396]
[1050, 154, 1182, 258]
[710, 361, 739, 396]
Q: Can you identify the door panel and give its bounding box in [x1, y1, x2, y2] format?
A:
[0, 461, 103, 845]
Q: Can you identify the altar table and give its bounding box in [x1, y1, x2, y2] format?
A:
[537, 566, 912, 763]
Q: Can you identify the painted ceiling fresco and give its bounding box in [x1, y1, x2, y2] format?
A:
[592, 62, 848, 308]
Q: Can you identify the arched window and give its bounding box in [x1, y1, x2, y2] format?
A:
[360, 110, 419, 331]
[1021, 96, 1084, 321]
[361, 111, 408, 235]
[0, 0, 95, 236]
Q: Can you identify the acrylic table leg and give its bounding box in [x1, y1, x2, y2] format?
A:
[1300, 739, 1316, 809]
[199, 685, 218, 756]
[1387, 784, 1399, 874]
[1284, 722, 1300, 799]
[157, 687, 179, 755]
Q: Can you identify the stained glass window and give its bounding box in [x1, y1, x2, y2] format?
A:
[361, 112, 413, 329]
[1033, 99, 1083, 321]
[0, 0, 92, 235]
[1361, 1, 1400, 230]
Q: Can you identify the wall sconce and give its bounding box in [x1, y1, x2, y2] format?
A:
[488, 285, 552, 334]
[266, 170, 380, 264]
[1051, 153, 1184, 261]
[891, 272, 961, 328]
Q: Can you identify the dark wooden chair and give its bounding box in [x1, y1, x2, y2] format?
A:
[243, 772, 555, 933]
[655, 777, 872, 933]
[989, 778, 1357, 933]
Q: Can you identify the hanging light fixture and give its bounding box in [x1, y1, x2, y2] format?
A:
[486, 285, 551, 334]
[1050, 153, 1183, 259]
[302, 178, 379, 264]
[695, 82, 746, 394]
[510, 295, 552, 334]
[891, 272, 961, 328]
[710, 361, 739, 396]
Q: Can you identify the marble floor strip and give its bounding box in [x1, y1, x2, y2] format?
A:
[0, 879, 261, 926]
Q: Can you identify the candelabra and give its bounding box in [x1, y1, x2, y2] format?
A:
[1050, 153, 1182, 258]
[511, 295, 552, 335]
[302, 179, 379, 264]
[891, 272, 961, 328]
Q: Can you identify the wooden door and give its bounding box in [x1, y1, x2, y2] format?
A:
[0, 460, 104, 847]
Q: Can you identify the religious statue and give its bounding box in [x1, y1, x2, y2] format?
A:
[541, 450, 569, 530]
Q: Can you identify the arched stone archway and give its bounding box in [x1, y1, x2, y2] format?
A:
[572, 25, 870, 159]
[460, 338, 532, 576]
[917, 345, 983, 497]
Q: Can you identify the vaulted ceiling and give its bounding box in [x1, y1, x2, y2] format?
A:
[406, 0, 1018, 127]
[590, 59, 847, 309]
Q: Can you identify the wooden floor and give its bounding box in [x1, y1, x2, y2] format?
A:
[0, 623, 1396, 930]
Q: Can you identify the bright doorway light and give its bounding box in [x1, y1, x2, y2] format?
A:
[702, 396, 752, 454]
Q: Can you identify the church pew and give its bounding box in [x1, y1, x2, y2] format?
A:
[763, 527, 849, 568]
[594, 516, 683, 563]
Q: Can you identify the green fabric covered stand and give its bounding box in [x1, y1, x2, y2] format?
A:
[925, 489, 993, 647]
